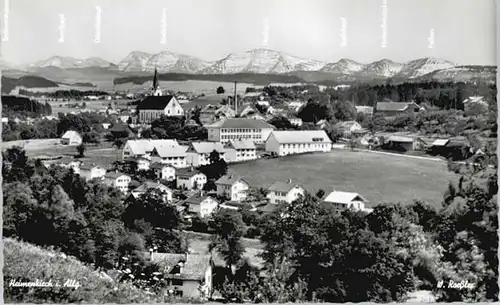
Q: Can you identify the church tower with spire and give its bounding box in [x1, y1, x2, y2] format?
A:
[152, 68, 162, 96]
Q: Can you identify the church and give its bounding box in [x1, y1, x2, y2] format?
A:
[137, 69, 185, 124]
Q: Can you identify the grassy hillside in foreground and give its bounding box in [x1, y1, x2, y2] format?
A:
[4, 238, 164, 303]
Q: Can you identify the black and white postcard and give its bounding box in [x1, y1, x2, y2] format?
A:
[1, 0, 498, 303]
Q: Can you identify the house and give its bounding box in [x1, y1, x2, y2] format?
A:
[102, 123, 111, 129]
[375, 99, 423, 117]
[265, 130, 332, 156]
[289, 117, 303, 127]
[60, 130, 82, 146]
[146, 252, 214, 299]
[321, 191, 372, 215]
[79, 165, 106, 181]
[176, 167, 207, 190]
[224, 139, 257, 163]
[237, 105, 260, 118]
[182, 192, 219, 218]
[286, 101, 306, 112]
[256, 100, 270, 107]
[315, 119, 329, 130]
[103, 172, 132, 193]
[206, 118, 275, 144]
[186, 142, 227, 167]
[124, 156, 151, 171]
[122, 139, 180, 160]
[215, 174, 250, 202]
[427, 137, 473, 160]
[137, 95, 184, 123]
[132, 181, 173, 202]
[150, 162, 176, 181]
[119, 110, 130, 123]
[355, 106, 374, 116]
[150, 145, 188, 168]
[267, 180, 305, 204]
[335, 121, 365, 138]
[462, 96, 489, 115]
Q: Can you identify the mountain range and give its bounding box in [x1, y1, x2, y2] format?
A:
[6, 49, 462, 79]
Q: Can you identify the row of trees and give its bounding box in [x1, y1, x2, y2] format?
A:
[2, 95, 53, 117]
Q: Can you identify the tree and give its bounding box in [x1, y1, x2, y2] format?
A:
[209, 209, 247, 271]
[76, 143, 86, 158]
[217, 86, 225, 94]
[315, 189, 325, 199]
[199, 150, 228, 181]
[269, 116, 295, 130]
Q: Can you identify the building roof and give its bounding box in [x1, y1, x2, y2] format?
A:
[146, 252, 212, 281]
[206, 118, 275, 129]
[79, 164, 104, 171]
[215, 174, 249, 186]
[323, 191, 368, 204]
[462, 96, 486, 104]
[176, 168, 205, 178]
[104, 171, 130, 180]
[134, 181, 170, 193]
[150, 162, 175, 170]
[431, 139, 450, 147]
[190, 142, 226, 154]
[387, 135, 414, 143]
[125, 139, 180, 156]
[268, 181, 302, 193]
[376, 101, 416, 112]
[137, 95, 176, 110]
[153, 145, 188, 158]
[61, 130, 81, 139]
[270, 130, 332, 144]
[183, 192, 217, 205]
[336, 120, 361, 129]
[227, 139, 256, 150]
[355, 106, 374, 112]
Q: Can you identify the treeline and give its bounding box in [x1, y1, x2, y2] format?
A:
[3, 147, 187, 297]
[2, 76, 59, 94]
[18, 89, 109, 99]
[205, 151, 498, 302]
[113, 73, 304, 86]
[140, 116, 207, 141]
[2, 95, 52, 117]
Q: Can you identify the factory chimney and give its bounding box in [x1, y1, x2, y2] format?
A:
[234, 81, 238, 114]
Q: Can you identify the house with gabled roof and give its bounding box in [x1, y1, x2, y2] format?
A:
[224, 139, 257, 163]
[181, 191, 219, 218]
[462, 96, 489, 115]
[321, 191, 372, 215]
[124, 156, 151, 171]
[146, 251, 214, 299]
[131, 181, 173, 202]
[103, 171, 132, 193]
[151, 145, 189, 168]
[176, 167, 207, 190]
[79, 164, 107, 181]
[60, 130, 82, 146]
[186, 142, 227, 167]
[265, 130, 332, 156]
[150, 162, 176, 181]
[215, 174, 250, 202]
[206, 118, 275, 144]
[267, 179, 305, 204]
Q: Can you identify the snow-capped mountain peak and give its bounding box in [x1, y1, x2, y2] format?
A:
[27, 56, 113, 69]
[395, 57, 455, 78]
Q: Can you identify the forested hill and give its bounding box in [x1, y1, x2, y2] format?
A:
[2, 76, 59, 94]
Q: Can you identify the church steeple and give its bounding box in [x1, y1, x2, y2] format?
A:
[152, 68, 162, 96]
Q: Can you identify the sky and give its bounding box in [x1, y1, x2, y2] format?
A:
[0, 0, 496, 66]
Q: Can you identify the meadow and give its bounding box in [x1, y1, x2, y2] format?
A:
[228, 150, 459, 207]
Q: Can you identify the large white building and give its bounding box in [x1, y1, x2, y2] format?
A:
[150, 145, 188, 168]
[265, 130, 332, 156]
[206, 118, 275, 144]
[122, 139, 180, 160]
[186, 142, 227, 167]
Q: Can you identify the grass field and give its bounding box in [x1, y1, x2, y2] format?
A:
[228, 150, 459, 207]
[48, 99, 132, 114]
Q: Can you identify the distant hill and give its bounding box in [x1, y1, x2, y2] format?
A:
[113, 72, 305, 86]
[4, 238, 163, 303]
[416, 65, 497, 83]
[2, 76, 59, 94]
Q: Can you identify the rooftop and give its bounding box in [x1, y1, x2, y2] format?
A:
[145, 252, 212, 281]
[270, 130, 332, 144]
[268, 180, 302, 193]
[137, 95, 175, 110]
[216, 174, 249, 186]
[206, 118, 275, 129]
[176, 168, 204, 178]
[227, 139, 256, 150]
[189, 141, 226, 154]
[153, 145, 188, 158]
[104, 171, 129, 180]
[322, 191, 368, 204]
[183, 192, 216, 205]
[134, 181, 170, 193]
[376, 100, 418, 112]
